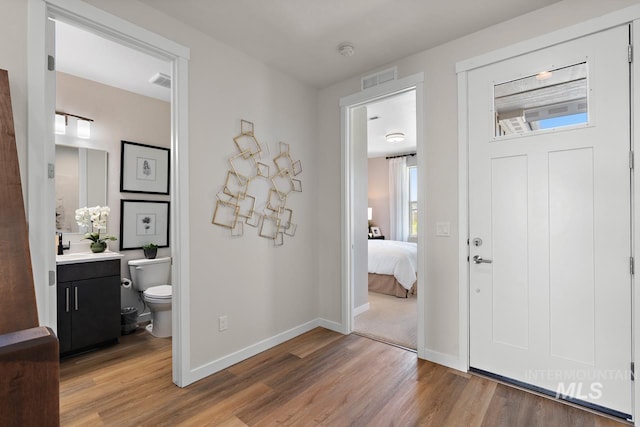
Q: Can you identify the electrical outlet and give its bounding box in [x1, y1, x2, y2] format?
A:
[218, 315, 228, 331]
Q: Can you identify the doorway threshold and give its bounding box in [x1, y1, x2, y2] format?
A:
[469, 367, 632, 424]
[352, 331, 417, 354]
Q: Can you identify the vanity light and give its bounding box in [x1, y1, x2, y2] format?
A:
[55, 114, 67, 135]
[77, 119, 91, 139]
[385, 132, 405, 143]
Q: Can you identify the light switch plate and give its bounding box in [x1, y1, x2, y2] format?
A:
[436, 222, 450, 237]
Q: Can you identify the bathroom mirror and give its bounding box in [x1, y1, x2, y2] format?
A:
[55, 145, 108, 233]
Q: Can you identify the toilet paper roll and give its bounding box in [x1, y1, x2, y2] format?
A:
[121, 278, 132, 289]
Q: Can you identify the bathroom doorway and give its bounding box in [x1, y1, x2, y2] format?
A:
[28, 1, 190, 386]
[54, 19, 172, 327]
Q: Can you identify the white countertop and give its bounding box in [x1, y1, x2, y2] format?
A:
[56, 251, 124, 265]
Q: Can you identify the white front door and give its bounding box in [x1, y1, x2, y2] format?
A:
[468, 25, 632, 416]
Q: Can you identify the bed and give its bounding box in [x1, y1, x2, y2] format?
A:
[368, 239, 417, 298]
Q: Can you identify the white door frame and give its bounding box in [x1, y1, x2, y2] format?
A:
[27, 0, 192, 386]
[339, 72, 426, 358]
[457, 4, 640, 420]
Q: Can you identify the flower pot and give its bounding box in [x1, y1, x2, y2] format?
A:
[143, 247, 157, 259]
[90, 241, 107, 253]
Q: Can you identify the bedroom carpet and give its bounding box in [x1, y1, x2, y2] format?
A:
[354, 291, 417, 350]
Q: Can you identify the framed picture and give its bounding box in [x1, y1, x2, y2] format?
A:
[120, 140, 170, 194]
[371, 226, 381, 237]
[120, 199, 170, 249]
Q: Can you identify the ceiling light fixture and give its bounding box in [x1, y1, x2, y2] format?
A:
[385, 132, 405, 143]
[338, 43, 355, 57]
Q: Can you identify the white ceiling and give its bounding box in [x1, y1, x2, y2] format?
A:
[55, 0, 564, 157]
[55, 21, 171, 102]
[137, 0, 563, 89]
[366, 90, 416, 158]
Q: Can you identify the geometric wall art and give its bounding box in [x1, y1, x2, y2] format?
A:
[212, 120, 302, 246]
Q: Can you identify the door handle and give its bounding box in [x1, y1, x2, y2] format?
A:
[74, 287, 79, 311]
[473, 255, 493, 264]
[65, 287, 70, 313]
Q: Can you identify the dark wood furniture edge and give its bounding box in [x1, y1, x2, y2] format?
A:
[0, 326, 60, 426]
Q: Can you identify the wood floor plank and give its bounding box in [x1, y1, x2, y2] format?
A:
[59, 327, 629, 426]
[173, 382, 272, 426]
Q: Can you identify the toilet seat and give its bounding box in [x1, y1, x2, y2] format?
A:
[144, 285, 172, 300]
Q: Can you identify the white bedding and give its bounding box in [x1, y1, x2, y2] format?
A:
[368, 240, 417, 290]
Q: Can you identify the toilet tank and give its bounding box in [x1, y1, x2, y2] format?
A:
[128, 257, 171, 291]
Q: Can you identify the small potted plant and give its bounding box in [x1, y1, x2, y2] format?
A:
[142, 243, 158, 259]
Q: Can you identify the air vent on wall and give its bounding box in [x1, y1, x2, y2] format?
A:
[149, 72, 171, 89]
[361, 67, 397, 91]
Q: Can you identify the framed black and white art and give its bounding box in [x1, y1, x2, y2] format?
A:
[120, 140, 170, 194]
[120, 199, 170, 249]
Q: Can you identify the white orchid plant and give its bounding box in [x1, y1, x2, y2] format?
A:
[75, 206, 117, 244]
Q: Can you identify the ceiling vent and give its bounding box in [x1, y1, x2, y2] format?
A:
[361, 67, 397, 91]
[149, 72, 171, 89]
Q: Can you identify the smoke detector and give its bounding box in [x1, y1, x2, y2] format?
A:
[149, 72, 171, 89]
[338, 43, 355, 57]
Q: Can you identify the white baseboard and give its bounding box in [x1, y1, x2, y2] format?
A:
[353, 302, 370, 316]
[184, 318, 331, 385]
[422, 348, 467, 372]
[317, 318, 346, 334]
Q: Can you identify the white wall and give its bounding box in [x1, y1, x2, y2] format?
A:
[82, 0, 319, 369]
[353, 107, 369, 310]
[3, 0, 318, 378]
[317, 0, 640, 361]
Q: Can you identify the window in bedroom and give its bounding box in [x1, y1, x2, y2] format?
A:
[409, 165, 418, 238]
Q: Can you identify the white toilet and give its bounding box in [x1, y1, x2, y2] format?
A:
[128, 257, 172, 338]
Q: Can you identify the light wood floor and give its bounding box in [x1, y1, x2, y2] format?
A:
[60, 327, 628, 426]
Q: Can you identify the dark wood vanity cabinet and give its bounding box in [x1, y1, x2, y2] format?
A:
[57, 259, 121, 356]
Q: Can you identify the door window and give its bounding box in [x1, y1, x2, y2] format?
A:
[494, 62, 588, 137]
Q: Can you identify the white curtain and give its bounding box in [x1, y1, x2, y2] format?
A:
[389, 157, 409, 241]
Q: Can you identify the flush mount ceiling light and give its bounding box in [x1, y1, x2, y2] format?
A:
[338, 43, 355, 57]
[385, 132, 405, 143]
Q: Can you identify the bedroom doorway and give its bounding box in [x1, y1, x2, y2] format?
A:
[354, 90, 418, 350]
[340, 73, 425, 356]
